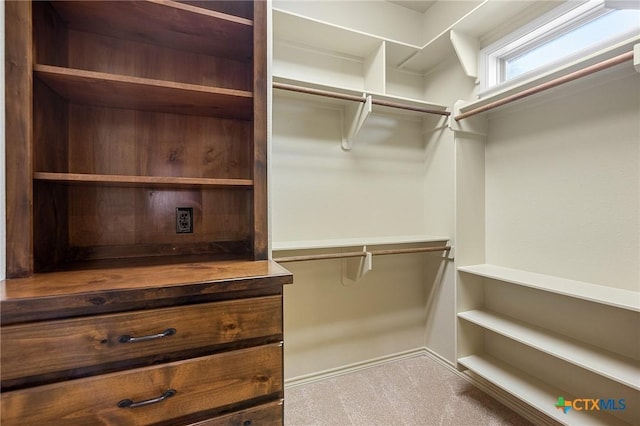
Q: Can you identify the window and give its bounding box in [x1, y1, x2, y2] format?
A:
[480, 0, 640, 93]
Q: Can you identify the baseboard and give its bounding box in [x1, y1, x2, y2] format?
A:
[459, 370, 561, 426]
[284, 346, 559, 426]
[284, 347, 428, 389]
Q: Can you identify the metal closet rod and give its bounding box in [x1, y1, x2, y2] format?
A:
[273, 245, 451, 263]
[273, 82, 451, 117]
[455, 50, 634, 121]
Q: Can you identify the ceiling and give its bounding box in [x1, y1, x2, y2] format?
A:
[387, 1, 437, 13]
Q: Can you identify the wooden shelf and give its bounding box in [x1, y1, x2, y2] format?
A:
[458, 309, 640, 390]
[273, 235, 449, 251]
[0, 259, 292, 324]
[34, 172, 253, 189]
[458, 354, 629, 426]
[50, 0, 253, 60]
[457, 264, 640, 312]
[35, 65, 253, 119]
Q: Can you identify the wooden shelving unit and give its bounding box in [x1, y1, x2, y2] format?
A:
[3, 1, 291, 424]
[6, 0, 268, 275]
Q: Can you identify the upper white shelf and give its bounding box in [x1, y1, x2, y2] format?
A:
[400, 1, 541, 72]
[274, 2, 546, 73]
[457, 264, 640, 313]
[272, 8, 418, 67]
[273, 234, 449, 251]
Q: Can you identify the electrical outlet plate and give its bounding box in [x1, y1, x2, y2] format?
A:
[176, 207, 193, 233]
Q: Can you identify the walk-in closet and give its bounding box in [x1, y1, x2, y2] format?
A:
[1, 1, 638, 425]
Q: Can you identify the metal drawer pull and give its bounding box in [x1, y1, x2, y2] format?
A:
[118, 389, 177, 408]
[118, 328, 176, 344]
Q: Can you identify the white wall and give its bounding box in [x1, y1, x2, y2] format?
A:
[272, 95, 454, 379]
[485, 67, 640, 291]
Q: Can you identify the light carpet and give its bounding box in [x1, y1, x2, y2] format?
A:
[284, 355, 534, 426]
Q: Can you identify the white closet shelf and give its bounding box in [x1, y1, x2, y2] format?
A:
[457, 264, 640, 313]
[458, 354, 630, 426]
[458, 309, 640, 390]
[272, 76, 448, 118]
[272, 8, 419, 67]
[273, 235, 449, 251]
[400, 1, 541, 72]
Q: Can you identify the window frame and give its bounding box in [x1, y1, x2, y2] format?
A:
[478, 0, 640, 97]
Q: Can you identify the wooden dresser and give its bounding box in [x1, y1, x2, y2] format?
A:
[3, 1, 292, 424]
[1, 261, 292, 425]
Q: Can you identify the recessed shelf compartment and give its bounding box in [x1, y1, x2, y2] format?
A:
[50, 0, 254, 60]
[458, 264, 640, 312]
[458, 309, 640, 390]
[458, 354, 629, 426]
[35, 65, 253, 120]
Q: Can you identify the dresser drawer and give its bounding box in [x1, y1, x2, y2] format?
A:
[1, 296, 282, 383]
[1, 343, 283, 425]
[191, 399, 283, 426]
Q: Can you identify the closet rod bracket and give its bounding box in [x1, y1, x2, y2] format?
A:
[342, 245, 373, 285]
[342, 94, 372, 151]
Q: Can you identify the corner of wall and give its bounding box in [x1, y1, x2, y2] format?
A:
[1, 1, 6, 281]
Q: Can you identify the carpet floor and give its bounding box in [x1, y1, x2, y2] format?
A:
[284, 355, 534, 426]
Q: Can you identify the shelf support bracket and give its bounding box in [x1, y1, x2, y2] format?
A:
[342, 246, 372, 285]
[450, 30, 479, 80]
[342, 94, 372, 151]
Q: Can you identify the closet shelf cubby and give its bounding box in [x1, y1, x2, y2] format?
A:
[400, 1, 542, 74]
[457, 264, 640, 312]
[33, 173, 254, 189]
[35, 65, 253, 120]
[458, 354, 630, 426]
[458, 309, 640, 390]
[273, 2, 546, 79]
[272, 8, 418, 68]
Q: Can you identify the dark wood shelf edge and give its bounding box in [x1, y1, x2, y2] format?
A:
[1, 260, 293, 325]
[34, 172, 254, 188]
[34, 65, 254, 120]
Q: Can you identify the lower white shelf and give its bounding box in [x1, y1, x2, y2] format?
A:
[458, 310, 640, 390]
[457, 264, 640, 312]
[458, 354, 630, 426]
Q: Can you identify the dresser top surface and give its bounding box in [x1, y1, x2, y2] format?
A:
[1, 260, 291, 301]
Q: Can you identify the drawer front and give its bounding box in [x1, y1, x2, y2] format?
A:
[1, 343, 283, 425]
[1, 295, 282, 382]
[191, 399, 283, 426]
